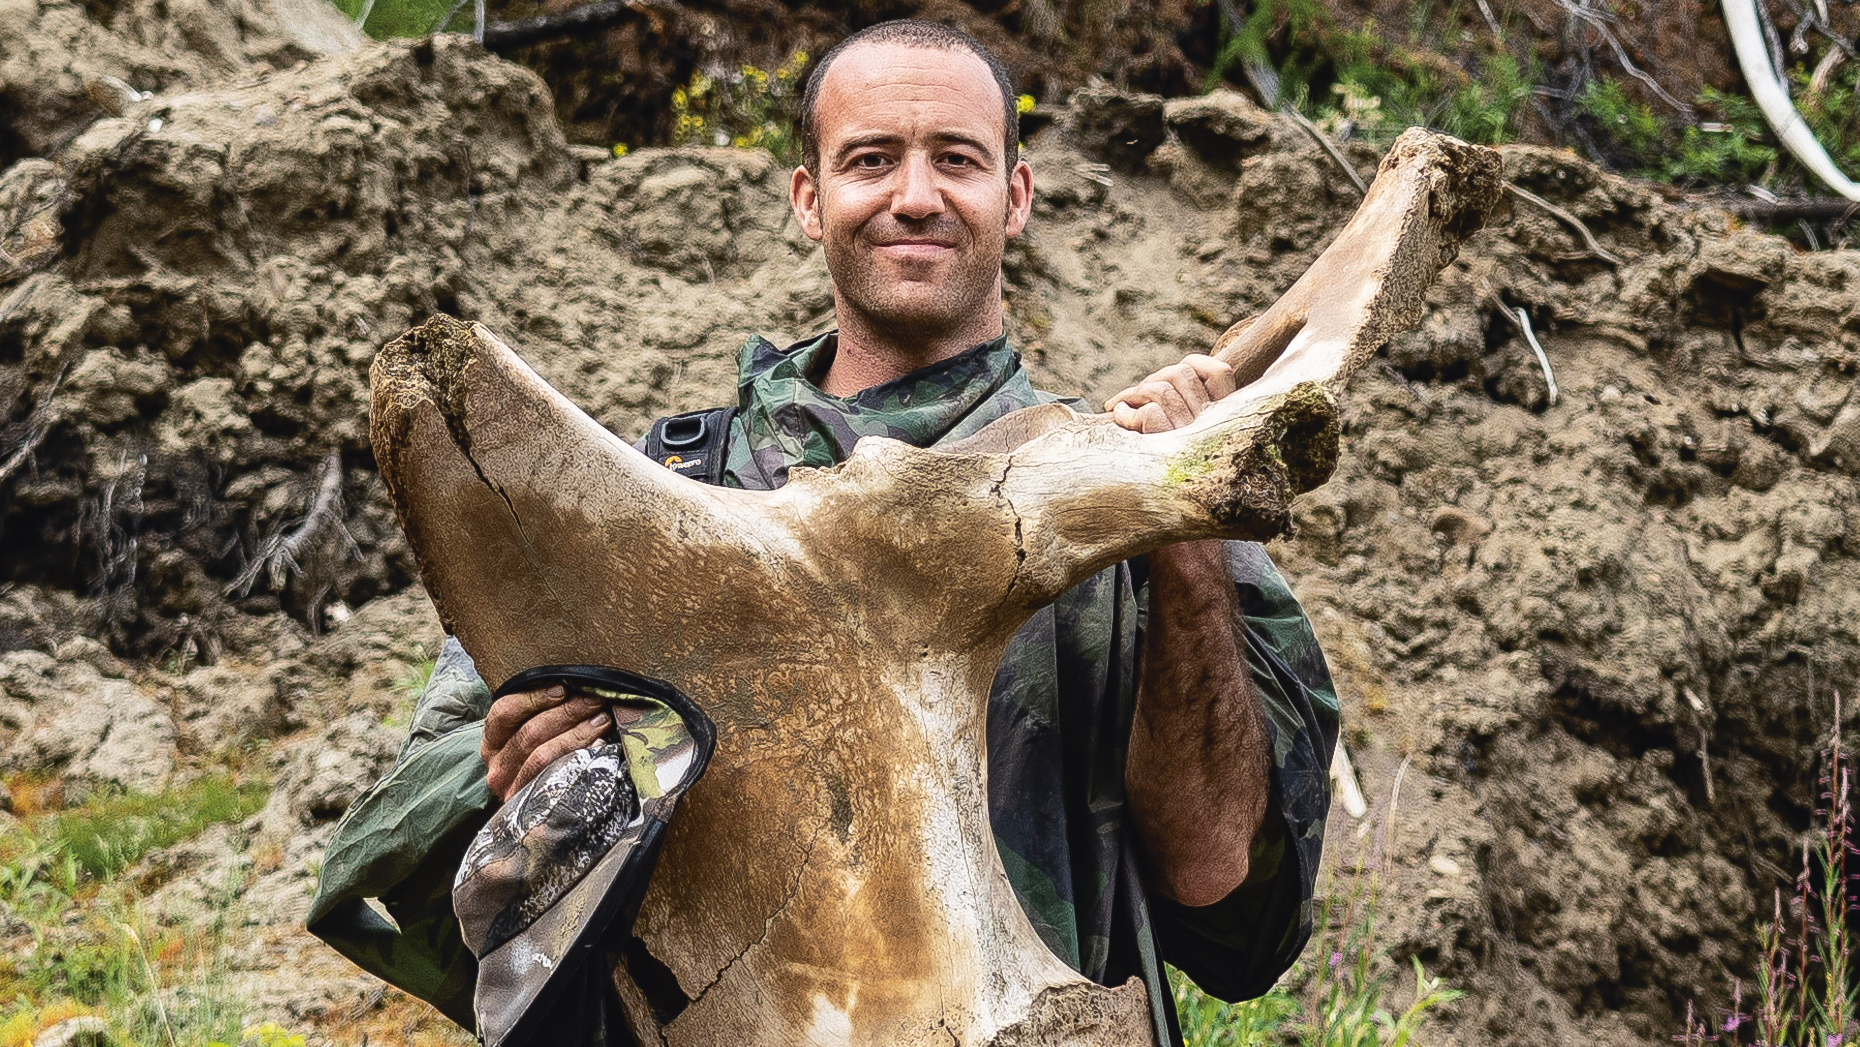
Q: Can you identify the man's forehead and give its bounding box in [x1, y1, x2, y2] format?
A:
[814, 42, 1006, 143]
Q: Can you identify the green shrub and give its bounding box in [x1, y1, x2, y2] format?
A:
[1577, 79, 1665, 161]
[1174, 850, 1461, 1045]
[1794, 59, 1860, 176]
[1205, 0, 1330, 96]
[1250, 22, 1530, 149]
[1174, 971, 1300, 1045]
[1438, 51, 1531, 146]
[1668, 88, 1779, 187]
[1211, 2, 1857, 206]
[666, 51, 810, 161]
[331, 0, 465, 40]
[1578, 79, 1781, 187]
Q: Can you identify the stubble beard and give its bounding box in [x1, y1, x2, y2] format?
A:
[822, 211, 1006, 350]
[831, 254, 998, 344]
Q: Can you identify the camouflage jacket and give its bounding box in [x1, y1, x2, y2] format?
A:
[308, 332, 1339, 1046]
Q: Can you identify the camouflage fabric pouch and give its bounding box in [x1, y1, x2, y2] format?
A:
[454, 665, 715, 1047]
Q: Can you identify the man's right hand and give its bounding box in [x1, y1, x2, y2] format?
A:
[480, 685, 613, 801]
[1103, 353, 1238, 434]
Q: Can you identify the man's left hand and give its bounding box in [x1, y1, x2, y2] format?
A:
[1104, 350, 1272, 907]
[1104, 354, 1237, 433]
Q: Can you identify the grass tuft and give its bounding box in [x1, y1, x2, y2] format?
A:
[47, 776, 269, 882]
[1174, 822, 1461, 1045]
[393, 655, 438, 699]
[0, 772, 283, 1046]
[1683, 695, 1860, 1046]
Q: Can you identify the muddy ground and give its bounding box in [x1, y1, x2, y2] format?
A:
[2, 5, 1859, 1045]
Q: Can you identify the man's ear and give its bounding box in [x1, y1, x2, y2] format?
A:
[790, 165, 824, 241]
[1004, 158, 1034, 237]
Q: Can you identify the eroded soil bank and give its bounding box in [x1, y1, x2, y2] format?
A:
[2, 11, 1859, 1045]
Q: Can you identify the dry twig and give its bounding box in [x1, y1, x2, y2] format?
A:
[1683, 685, 1715, 804]
[1283, 107, 1369, 195]
[1550, 0, 1695, 117]
[1505, 182, 1625, 266]
[1809, 47, 1847, 97]
[0, 367, 66, 486]
[1484, 293, 1561, 405]
[1475, 0, 1506, 42]
[228, 451, 349, 597]
[479, 0, 675, 50]
[1757, 0, 1788, 86]
[1700, 195, 1860, 224]
[1382, 755, 1412, 854]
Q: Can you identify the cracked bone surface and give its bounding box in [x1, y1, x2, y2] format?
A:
[369, 128, 1501, 1046]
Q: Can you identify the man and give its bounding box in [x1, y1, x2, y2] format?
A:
[312, 20, 1337, 1046]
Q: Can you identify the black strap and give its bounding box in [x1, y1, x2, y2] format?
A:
[642, 406, 737, 486]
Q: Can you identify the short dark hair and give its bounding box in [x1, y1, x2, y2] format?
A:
[798, 20, 1019, 180]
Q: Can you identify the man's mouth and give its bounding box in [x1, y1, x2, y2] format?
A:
[872, 239, 959, 262]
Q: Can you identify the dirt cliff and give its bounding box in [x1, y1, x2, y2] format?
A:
[2, 9, 1858, 1045]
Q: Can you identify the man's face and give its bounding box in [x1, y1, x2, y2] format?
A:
[790, 42, 1034, 345]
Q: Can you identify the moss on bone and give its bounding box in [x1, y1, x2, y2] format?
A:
[1163, 382, 1337, 492]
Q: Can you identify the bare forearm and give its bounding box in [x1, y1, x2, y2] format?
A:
[1125, 539, 1272, 907]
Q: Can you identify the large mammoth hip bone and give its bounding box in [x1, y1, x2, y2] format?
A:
[368, 128, 1502, 1046]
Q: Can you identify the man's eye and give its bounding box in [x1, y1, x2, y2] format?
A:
[851, 154, 891, 169]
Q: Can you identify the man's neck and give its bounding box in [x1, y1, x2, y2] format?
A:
[820, 309, 1005, 397]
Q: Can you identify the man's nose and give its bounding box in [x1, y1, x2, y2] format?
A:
[890, 154, 945, 220]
